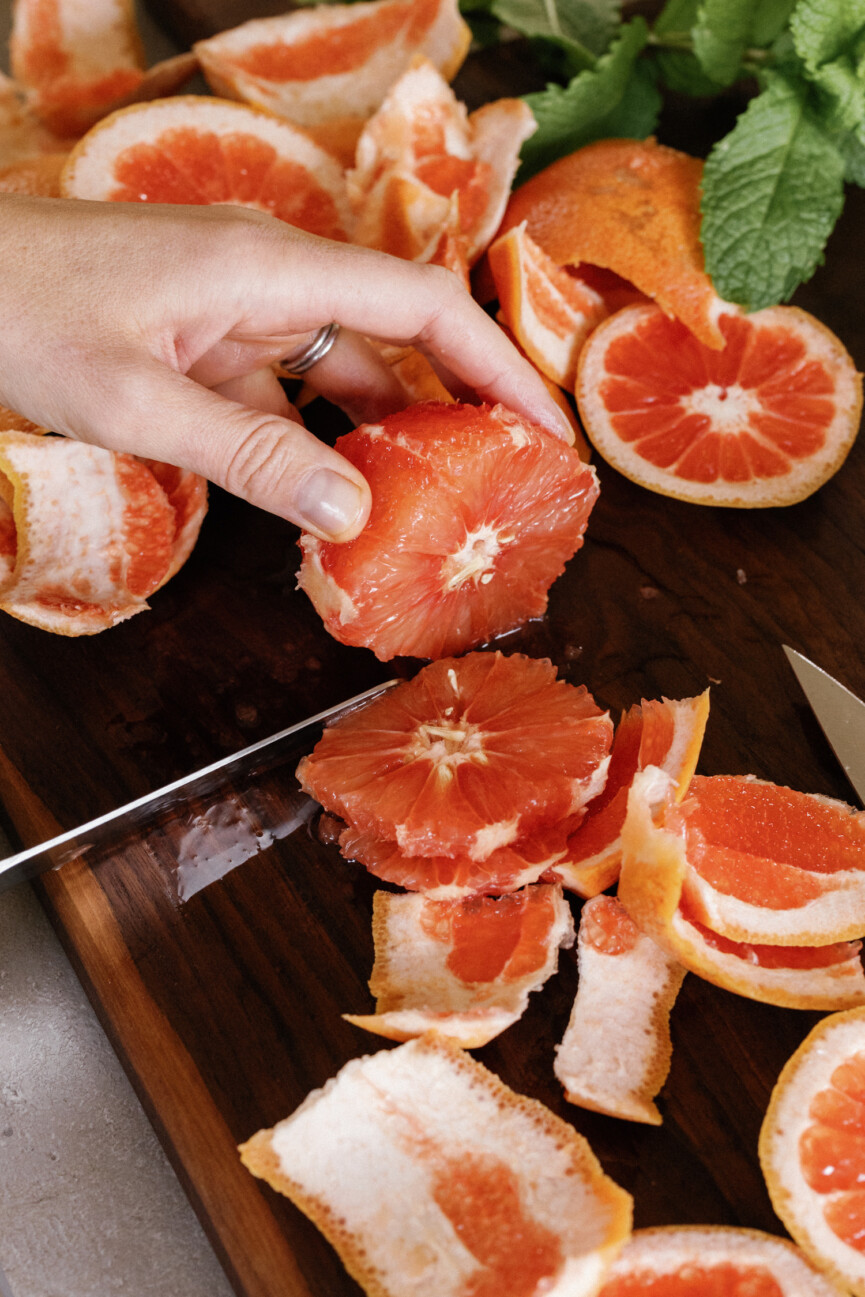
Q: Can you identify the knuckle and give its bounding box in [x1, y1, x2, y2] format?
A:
[220, 419, 296, 501]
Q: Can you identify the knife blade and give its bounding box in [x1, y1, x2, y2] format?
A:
[0, 679, 396, 893]
[783, 645, 865, 805]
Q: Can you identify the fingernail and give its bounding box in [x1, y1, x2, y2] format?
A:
[296, 468, 365, 537]
[547, 405, 577, 445]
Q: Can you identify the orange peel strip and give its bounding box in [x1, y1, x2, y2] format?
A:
[618, 767, 865, 1010]
[240, 1033, 633, 1297]
[61, 95, 354, 243]
[345, 883, 574, 1046]
[11, 0, 145, 137]
[500, 138, 735, 349]
[489, 222, 609, 390]
[599, 1225, 847, 1296]
[555, 895, 685, 1126]
[549, 691, 709, 899]
[760, 1007, 865, 1297]
[193, 0, 471, 127]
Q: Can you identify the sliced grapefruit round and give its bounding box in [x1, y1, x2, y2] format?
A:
[344, 882, 574, 1046]
[61, 96, 352, 242]
[598, 1226, 846, 1296]
[555, 895, 686, 1125]
[488, 221, 609, 390]
[499, 137, 733, 350]
[297, 401, 599, 662]
[297, 652, 613, 861]
[193, 0, 471, 132]
[548, 691, 709, 898]
[618, 768, 865, 1011]
[760, 1007, 865, 1296]
[576, 303, 862, 507]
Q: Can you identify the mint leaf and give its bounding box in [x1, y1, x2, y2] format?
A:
[751, 0, 797, 46]
[836, 123, 865, 179]
[810, 53, 865, 130]
[701, 71, 845, 309]
[519, 18, 655, 180]
[693, 0, 753, 85]
[491, 0, 620, 69]
[790, 0, 865, 71]
[652, 0, 730, 95]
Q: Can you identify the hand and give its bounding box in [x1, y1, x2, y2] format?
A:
[0, 197, 574, 541]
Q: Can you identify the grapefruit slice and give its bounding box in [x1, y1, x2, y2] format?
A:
[618, 768, 865, 1011]
[348, 59, 535, 266]
[547, 691, 709, 899]
[0, 151, 67, 194]
[0, 68, 67, 165]
[488, 222, 609, 390]
[0, 430, 205, 634]
[193, 0, 471, 140]
[576, 302, 862, 507]
[0, 403, 49, 435]
[297, 652, 613, 861]
[598, 1226, 846, 1296]
[239, 1034, 633, 1297]
[500, 138, 733, 350]
[760, 1007, 865, 1297]
[61, 96, 353, 242]
[554, 895, 686, 1126]
[339, 814, 582, 899]
[344, 883, 574, 1046]
[296, 401, 599, 662]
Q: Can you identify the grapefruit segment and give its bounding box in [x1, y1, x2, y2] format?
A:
[548, 691, 709, 898]
[339, 814, 582, 898]
[499, 138, 733, 350]
[555, 895, 686, 1125]
[297, 652, 613, 861]
[61, 96, 353, 242]
[344, 883, 574, 1046]
[760, 1007, 865, 1296]
[240, 1034, 633, 1297]
[296, 402, 599, 662]
[618, 768, 865, 1010]
[0, 150, 66, 194]
[0, 68, 68, 165]
[193, 0, 470, 129]
[598, 1226, 846, 1296]
[347, 58, 535, 266]
[489, 222, 609, 390]
[576, 303, 862, 507]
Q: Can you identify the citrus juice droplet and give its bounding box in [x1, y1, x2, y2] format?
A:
[600, 1262, 785, 1295]
[801, 1050, 865, 1252]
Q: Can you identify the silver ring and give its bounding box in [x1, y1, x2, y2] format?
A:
[279, 323, 340, 375]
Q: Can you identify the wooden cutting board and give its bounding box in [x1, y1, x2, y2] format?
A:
[2, 6, 865, 1295]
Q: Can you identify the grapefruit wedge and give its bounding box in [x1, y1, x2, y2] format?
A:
[194, 0, 470, 140]
[0, 151, 67, 195]
[760, 1007, 865, 1297]
[598, 1226, 846, 1296]
[297, 401, 598, 662]
[61, 96, 353, 242]
[0, 68, 67, 165]
[576, 303, 862, 507]
[618, 768, 865, 1011]
[297, 652, 613, 861]
[344, 883, 574, 1046]
[240, 1034, 633, 1297]
[555, 895, 686, 1125]
[548, 691, 709, 899]
[500, 138, 733, 350]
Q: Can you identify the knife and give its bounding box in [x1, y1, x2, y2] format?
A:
[0, 679, 396, 893]
[783, 645, 865, 805]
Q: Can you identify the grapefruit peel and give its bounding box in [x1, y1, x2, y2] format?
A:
[554, 895, 686, 1126]
[760, 1007, 865, 1297]
[618, 768, 865, 1011]
[239, 1033, 633, 1297]
[344, 883, 574, 1046]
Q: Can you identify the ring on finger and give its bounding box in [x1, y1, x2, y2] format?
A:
[278, 323, 341, 376]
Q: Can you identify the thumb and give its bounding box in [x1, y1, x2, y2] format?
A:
[85, 363, 372, 542]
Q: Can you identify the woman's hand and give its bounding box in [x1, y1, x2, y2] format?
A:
[0, 196, 574, 540]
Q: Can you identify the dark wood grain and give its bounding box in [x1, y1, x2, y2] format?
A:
[1, 5, 864, 1294]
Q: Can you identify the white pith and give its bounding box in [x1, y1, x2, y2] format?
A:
[440, 522, 513, 593]
[407, 718, 488, 771]
[683, 382, 762, 429]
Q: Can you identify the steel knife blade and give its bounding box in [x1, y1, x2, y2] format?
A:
[783, 645, 865, 805]
[0, 678, 396, 892]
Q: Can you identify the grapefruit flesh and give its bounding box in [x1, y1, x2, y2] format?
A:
[296, 402, 599, 662]
[576, 303, 862, 507]
[61, 96, 353, 242]
[499, 138, 731, 350]
[297, 652, 612, 861]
